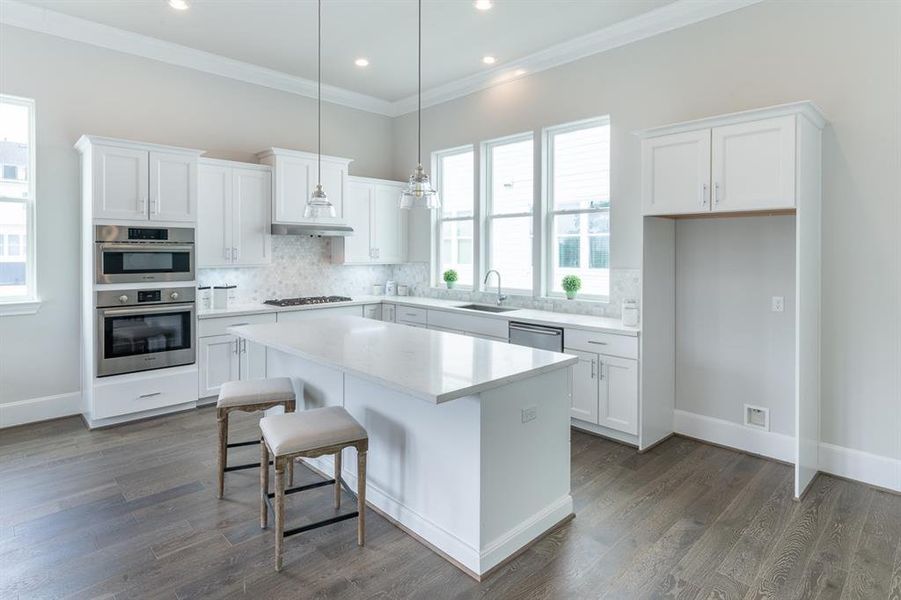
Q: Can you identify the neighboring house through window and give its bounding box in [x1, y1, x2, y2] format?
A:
[0, 95, 36, 301]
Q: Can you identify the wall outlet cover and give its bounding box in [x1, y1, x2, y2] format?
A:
[771, 296, 785, 312]
[744, 404, 770, 431]
[521, 406, 537, 423]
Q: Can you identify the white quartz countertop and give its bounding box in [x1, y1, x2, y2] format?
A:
[229, 316, 578, 404]
[201, 295, 639, 336]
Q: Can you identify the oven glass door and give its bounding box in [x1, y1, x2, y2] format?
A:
[97, 244, 194, 283]
[97, 303, 195, 376]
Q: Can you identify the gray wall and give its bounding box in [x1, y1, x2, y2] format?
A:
[0, 26, 394, 405]
[675, 216, 796, 436]
[391, 0, 901, 459]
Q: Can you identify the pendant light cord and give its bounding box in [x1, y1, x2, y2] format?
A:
[417, 0, 422, 166]
[318, 0, 322, 186]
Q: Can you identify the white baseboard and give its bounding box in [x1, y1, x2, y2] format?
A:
[479, 495, 573, 574]
[819, 442, 901, 493]
[571, 418, 639, 447]
[0, 391, 82, 428]
[673, 409, 794, 463]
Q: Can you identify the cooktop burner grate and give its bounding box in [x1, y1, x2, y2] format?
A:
[263, 296, 353, 307]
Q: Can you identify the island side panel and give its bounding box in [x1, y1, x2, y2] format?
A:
[342, 374, 483, 571]
[267, 349, 344, 410]
[478, 366, 574, 574]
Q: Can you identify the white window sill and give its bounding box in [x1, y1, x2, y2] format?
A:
[544, 295, 610, 305]
[0, 298, 42, 316]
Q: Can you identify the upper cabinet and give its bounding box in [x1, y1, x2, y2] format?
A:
[197, 159, 272, 268]
[639, 102, 826, 216]
[331, 176, 407, 265]
[76, 136, 202, 223]
[257, 148, 352, 225]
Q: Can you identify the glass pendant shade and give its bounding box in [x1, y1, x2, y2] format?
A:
[400, 164, 440, 209]
[304, 183, 336, 218]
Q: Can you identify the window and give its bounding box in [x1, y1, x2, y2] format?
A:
[0, 95, 36, 303]
[434, 147, 475, 287]
[545, 117, 611, 298]
[484, 134, 534, 292]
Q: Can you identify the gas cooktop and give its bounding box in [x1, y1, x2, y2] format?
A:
[263, 296, 353, 307]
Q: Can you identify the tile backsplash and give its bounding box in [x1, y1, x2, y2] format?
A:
[200, 236, 640, 319]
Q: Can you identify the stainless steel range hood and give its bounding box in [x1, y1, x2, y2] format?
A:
[271, 223, 354, 237]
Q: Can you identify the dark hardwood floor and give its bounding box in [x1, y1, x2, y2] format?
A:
[1, 407, 899, 599]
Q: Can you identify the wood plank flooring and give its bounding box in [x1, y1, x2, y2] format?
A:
[1, 407, 899, 599]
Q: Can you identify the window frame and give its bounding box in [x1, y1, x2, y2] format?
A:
[542, 116, 612, 302]
[431, 144, 476, 290]
[0, 94, 39, 313]
[481, 131, 535, 296]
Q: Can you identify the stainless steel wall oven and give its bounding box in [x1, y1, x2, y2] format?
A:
[95, 225, 194, 284]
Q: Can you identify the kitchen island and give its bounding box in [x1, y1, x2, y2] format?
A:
[229, 316, 577, 579]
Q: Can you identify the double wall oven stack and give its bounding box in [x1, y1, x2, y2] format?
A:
[94, 226, 197, 377]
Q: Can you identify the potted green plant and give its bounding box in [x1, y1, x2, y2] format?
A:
[443, 269, 459, 289]
[561, 275, 581, 300]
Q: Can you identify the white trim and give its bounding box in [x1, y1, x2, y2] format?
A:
[392, 0, 766, 115]
[819, 442, 901, 493]
[1, 0, 764, 117]
[74, 134, 204, 155]
[0, 391, 81, 428]
[0, 298, 41, 315]
[634, 100, 827, 138]
[571, 418, 639, 447]
[0, 0, 394, 117]
[673, 409, 794, 463]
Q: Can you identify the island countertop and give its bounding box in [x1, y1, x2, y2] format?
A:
[229, 315, 578, 404]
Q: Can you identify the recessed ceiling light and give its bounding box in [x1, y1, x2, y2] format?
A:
[354, 58, 370, 68]
[474, 0, 493, 10]
[168, 0, 189, 10]
[482, 55, 496, 65]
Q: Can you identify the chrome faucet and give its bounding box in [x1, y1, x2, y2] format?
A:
[483, 270, 507, 306]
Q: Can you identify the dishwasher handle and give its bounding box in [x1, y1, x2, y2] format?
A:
[509, 322, 562, 336]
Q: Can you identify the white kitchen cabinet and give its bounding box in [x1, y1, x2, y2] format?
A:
[277, 305, 363, 321]
[257, 148, 351, 225]
[149, 151, 197, 222]
[598, 355, 638, 435]
[239, 339, 268, 381]
[641, 129, 711, 216]
[568, 348, 599, 423]
[91, 144, 149, 221]
[382, 303, 396, 323]
[76, 136, 202, 223]
[363, 304, 382, 320]
[640, 104, 825, 217]
[198, 334, 240, 399]
[197, 160, 271, 268]
[711, 116, 796, 212]
[331, 177, 407, 265]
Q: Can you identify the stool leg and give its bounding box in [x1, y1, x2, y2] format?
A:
[334, 450, 342, 509]
[216, 411, 228, 499]
[260, 439, 269, 529]
[288, 458, 294, 487]
[357, 450, 367, 546]
[274, 458, 286, 572]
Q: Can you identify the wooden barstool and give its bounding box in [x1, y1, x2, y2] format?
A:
[216, 377, 296, 498]
[259, 406, 368, 572]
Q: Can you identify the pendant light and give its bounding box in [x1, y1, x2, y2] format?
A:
[305, 0, 336, 219]
[400, 0, 440, 210]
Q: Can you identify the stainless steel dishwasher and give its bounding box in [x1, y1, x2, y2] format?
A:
[508, 322, 564, 352]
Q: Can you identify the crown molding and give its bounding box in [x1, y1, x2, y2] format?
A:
[0, 0, 396, 116]
[1, 0, 764, 118]
[392, 0, 765, 116]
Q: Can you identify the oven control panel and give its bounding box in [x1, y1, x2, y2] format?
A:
[96, 287, 195, 308]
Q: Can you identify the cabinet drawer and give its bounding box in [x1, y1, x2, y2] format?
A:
[93, 368, 197, 419]
[363, 304, 382, 320]
[427, 309, 508, 339]
[198, 312, 275, 337]
[277, 305, 362, 321]
[395, 306, 427, 325]
[564, 328, 638, 359]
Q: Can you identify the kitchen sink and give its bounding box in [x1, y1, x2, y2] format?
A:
[458, 304, 517, 313]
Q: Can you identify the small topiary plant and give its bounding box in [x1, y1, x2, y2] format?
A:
[561, 275, 582, 299]
[443, 269, 459, 289]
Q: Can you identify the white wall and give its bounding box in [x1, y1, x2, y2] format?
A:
[391, 0, 901, 460]
[675, 216, 796, 436]
[0, 25, 394, 405]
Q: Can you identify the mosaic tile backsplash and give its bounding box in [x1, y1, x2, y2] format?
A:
[200, 235, 640, 319]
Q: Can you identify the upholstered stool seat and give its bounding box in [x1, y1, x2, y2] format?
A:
[216, 377, 296, 499]
[259, 406, 368, 571]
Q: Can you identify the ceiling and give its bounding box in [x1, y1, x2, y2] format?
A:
[18, 0, 675, 102]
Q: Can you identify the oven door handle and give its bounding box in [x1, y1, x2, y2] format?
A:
[98, 243, 195, 253]
[99, 303, 195, 317]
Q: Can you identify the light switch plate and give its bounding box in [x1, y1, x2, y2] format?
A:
[771, 296, 785, 312]
[521, 406, 537, 423]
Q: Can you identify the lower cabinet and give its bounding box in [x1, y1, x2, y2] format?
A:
[382, 303, 396, 322]
[363, 304, 382, 320]
[198, 334, 268, 399]
[566, 346, 638, 435]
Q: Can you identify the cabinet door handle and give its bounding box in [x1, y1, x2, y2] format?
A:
[150, 198, 158, 215]
[233, 340, 239, 355]
[701, 183, 709, 208]
[590, 359, 596, 379]
[224, 247, 231, 261]
[598, 361, 605, 380]
[714, 182, 721, 205]
[232, 247, 239, 261]
[141, 196, 148, 214]
[138, 392, 162, 399]
[241, 339, 247, 354]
